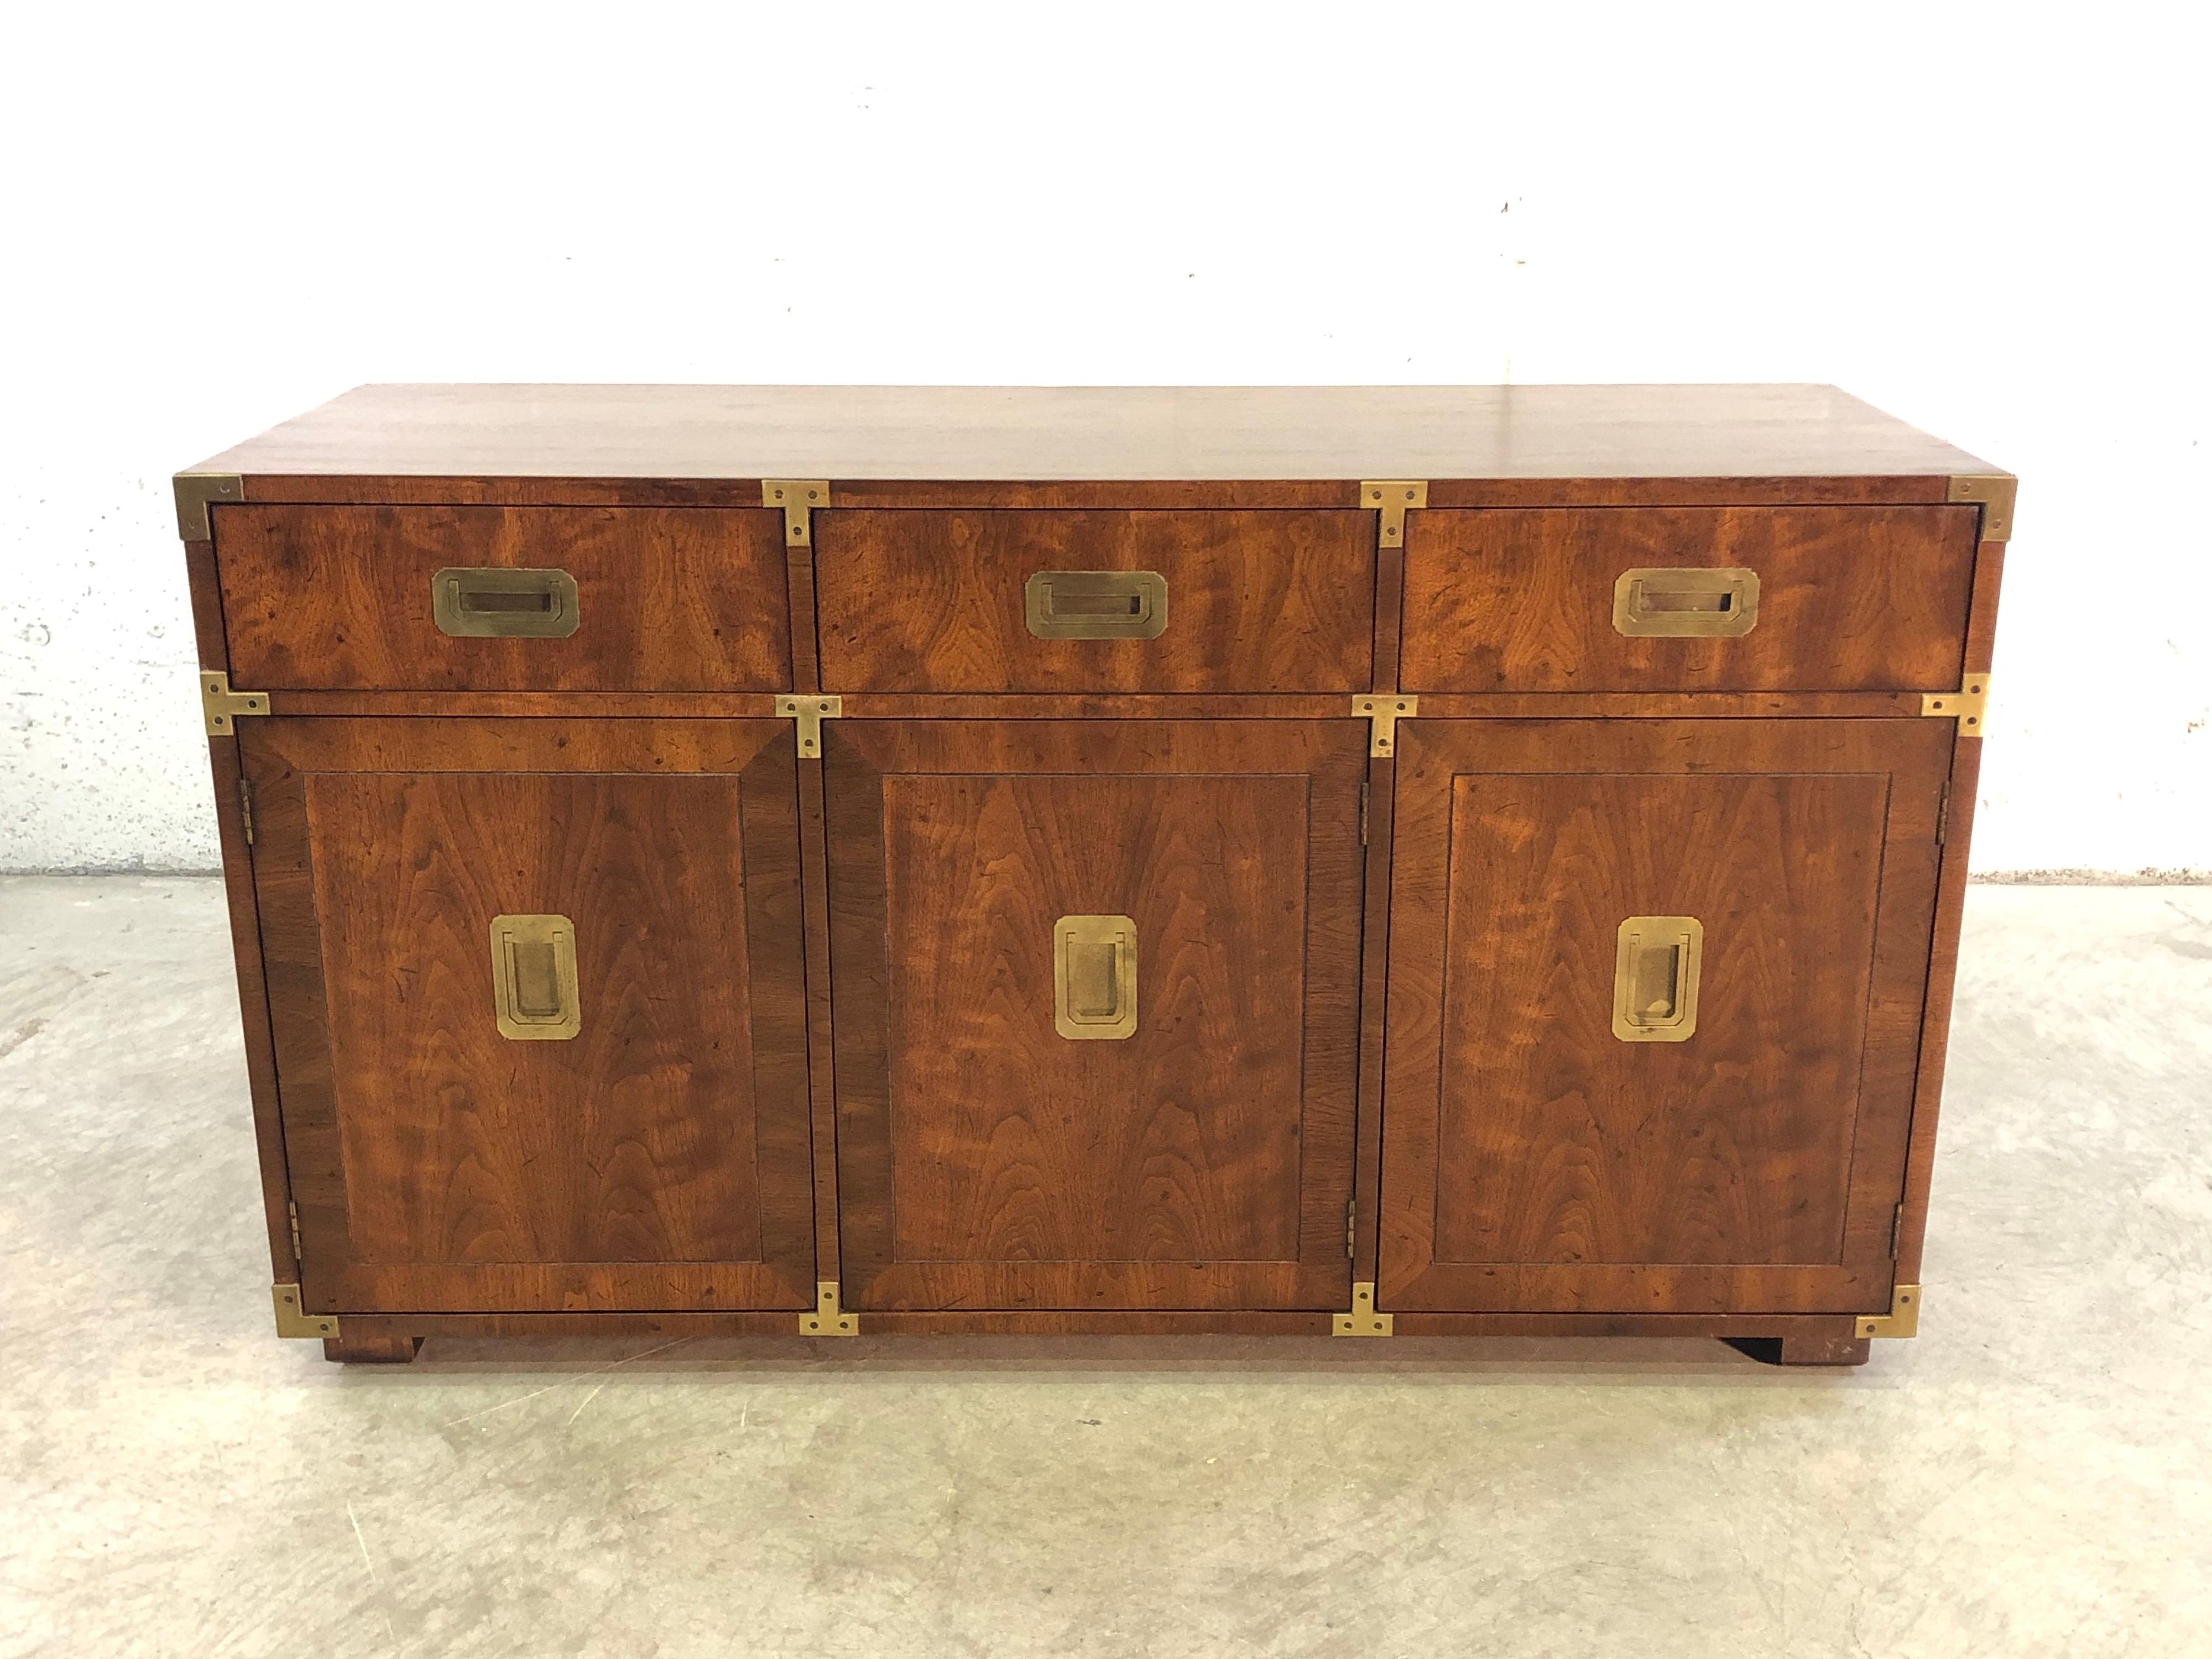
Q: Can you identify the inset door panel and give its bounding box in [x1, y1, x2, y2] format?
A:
[1379, 718, 1951, 1313]
[826, 719, 1365, 1310]
[814, 510, 1374, 691]
[1400, 507, 1978, 692]
[244, 718, 813, 1313]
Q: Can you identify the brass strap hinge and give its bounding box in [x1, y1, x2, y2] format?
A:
[273, 1284, 338, 1339]
[1333, 1281, 1392, 1337]
[1921, 675, 1989, 735]
[238, 777, 256, 845]
[1359, 479, 1427, 551]
[763, 479, 831, 547]
[201, 671, 269, 736]
[1353, 694, 1417, 759]
[1948, 474, 2017, 544]
[801, 1281, 858, 1336]
[776, 693, 843, 759]
[174, 472, 243, 541]
[1857, 1282, 1920, 1340]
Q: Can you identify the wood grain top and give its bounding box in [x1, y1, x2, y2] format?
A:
[187, 384, 2002, 484]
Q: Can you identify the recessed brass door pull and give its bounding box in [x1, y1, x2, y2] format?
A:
[489, 914, 582, 1040]
[1613, 916, 1703, 1042]
[433, 567, 580, 638]
[1054, 914, 1138, 1040]
[1613, 567, 1760, 638]
[1024, 571, 1168, 639]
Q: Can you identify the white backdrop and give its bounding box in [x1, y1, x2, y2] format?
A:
[2, 2, 2205, 874]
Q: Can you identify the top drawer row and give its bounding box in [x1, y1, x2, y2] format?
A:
[213, 502, 1978, 694]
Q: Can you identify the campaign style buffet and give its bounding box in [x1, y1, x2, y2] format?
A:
[175, 384, 2009, 1365]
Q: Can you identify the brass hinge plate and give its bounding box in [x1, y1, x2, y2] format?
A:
[272, 1283, 338, 1339]
[286, 1199, 302, 1262]
[200, 671, 269, 736]
[1345, 1198, 1357, 1260]
[174, 472, 243, 541]
[1354, 693, 1417, 759]
[801, 1280, 858, 1336]
[1333, 1280, 1393, 1337]
[1858, 1282, 1921, 1340]
[1948, 474, 2016, 543]
[1922, 675, 1989, 735]
[763, 479, 831, 547]
[777, 693, 843, 759]
[1359, 480, 1427, 550]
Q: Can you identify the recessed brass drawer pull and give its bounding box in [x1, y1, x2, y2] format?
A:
[489, 914, 581, 1040]
[1024, 570, 1168, 640]
[1613, 916, 1703, 1042]
[1613, 567, 1759, 638]
[1054, 914, 1138, 1040]
[433, 567, 581, 638]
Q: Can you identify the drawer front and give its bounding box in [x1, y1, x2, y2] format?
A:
[1400, 505, 1978, 692]
[815, 509, 1374, 691]
[217, 505, 792, 691]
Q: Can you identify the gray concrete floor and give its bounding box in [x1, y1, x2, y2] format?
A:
[1, 877, 2207, 1658]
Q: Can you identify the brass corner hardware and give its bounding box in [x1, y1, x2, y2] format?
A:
[1354, 693, 1417, 758]
[273, 1284, 339, 1339]
[777, 693, 843, 759]
[801, 1281, 858, 1336]
[1333, 1281, 1393, 1337]
[200, 670, 269, 735]
[763, 479, 831, 547]
[1948, 474, 2016, 543]
[1922, 675, 1990, 735]
[174, 472, 243, 541]
[1857, 1282, 1921, 1340]
[1359, 479, 1428, 550]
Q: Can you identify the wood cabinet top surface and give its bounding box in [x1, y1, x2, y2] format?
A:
[190, 383, 2000, 484]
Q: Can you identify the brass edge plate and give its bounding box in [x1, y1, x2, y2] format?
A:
[801, 1281, 858, 1335]
[763, 479, 831, 546]
[1947, 474, 2017, 543]
[273, 1284, 339, 1339]
[1353, 693, 1417, 758]
[1333, 1281, 1393, 1336]
[1921, 676, 1990, 734]
[777, 693, 843, 759]
[174, 472, 243, 541]
[200, 670, 269, 736]
[1858, 1283, 1921, 1339]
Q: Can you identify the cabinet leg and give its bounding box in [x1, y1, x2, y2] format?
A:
[322, 1333, 423, 1365]
[1725, 1334, 1872, 1368]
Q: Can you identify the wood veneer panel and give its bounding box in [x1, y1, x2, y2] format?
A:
[825, 718, 1365, 1312]
[244, 718, 812, 1313]
[218, 505, 790, 692]
[1379, 718, 1950, 1316]
[189, 384, 2001, 483]
[815, 510, 1373, 693]
[1401, 506, 1979, 693]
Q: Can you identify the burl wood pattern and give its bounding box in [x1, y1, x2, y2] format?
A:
[825, 719, 1366, 1310]
[1400, 506, 1979, 692]
[1380, 719, 1950, 1314]
[814, 510, 1373, 692]
[218, 505, 791, 691]
[245, 718, 812, 1313]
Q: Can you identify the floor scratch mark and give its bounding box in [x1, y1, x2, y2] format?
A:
[346, 1500, 378, 1585]
[443, 1336, 695, 1428]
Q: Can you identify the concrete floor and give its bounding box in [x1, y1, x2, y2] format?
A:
[1, 878, 2207, 1658]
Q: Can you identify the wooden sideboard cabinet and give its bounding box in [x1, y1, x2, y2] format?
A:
[175, 385, 2010, 1366]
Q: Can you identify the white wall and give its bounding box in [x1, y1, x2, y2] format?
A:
[2, 2, 2205, 874]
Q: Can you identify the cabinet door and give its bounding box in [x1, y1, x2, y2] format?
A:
[825, 719, 1366, 1311]
[243, 718, 814, 1313]
[1379, 718, 1950, 1314]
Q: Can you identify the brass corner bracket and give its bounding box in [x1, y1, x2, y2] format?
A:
[763, 479, 831, 547]
[1333, 1281, 1393, 1337]
[776, 693, 843, 759]
[273, 1284, 339, 1339]
[174, 472, 243, 541]
[1922, 675, 1990, 735]
[1353, 693, 1417, 758]
[1359, 479, 1428, 550]
[200, 670, 270, 736]
[1857, 1282, 1921, 1340]
[1948, 474, 2016, 544]
[801, 1281, 858, 1337]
